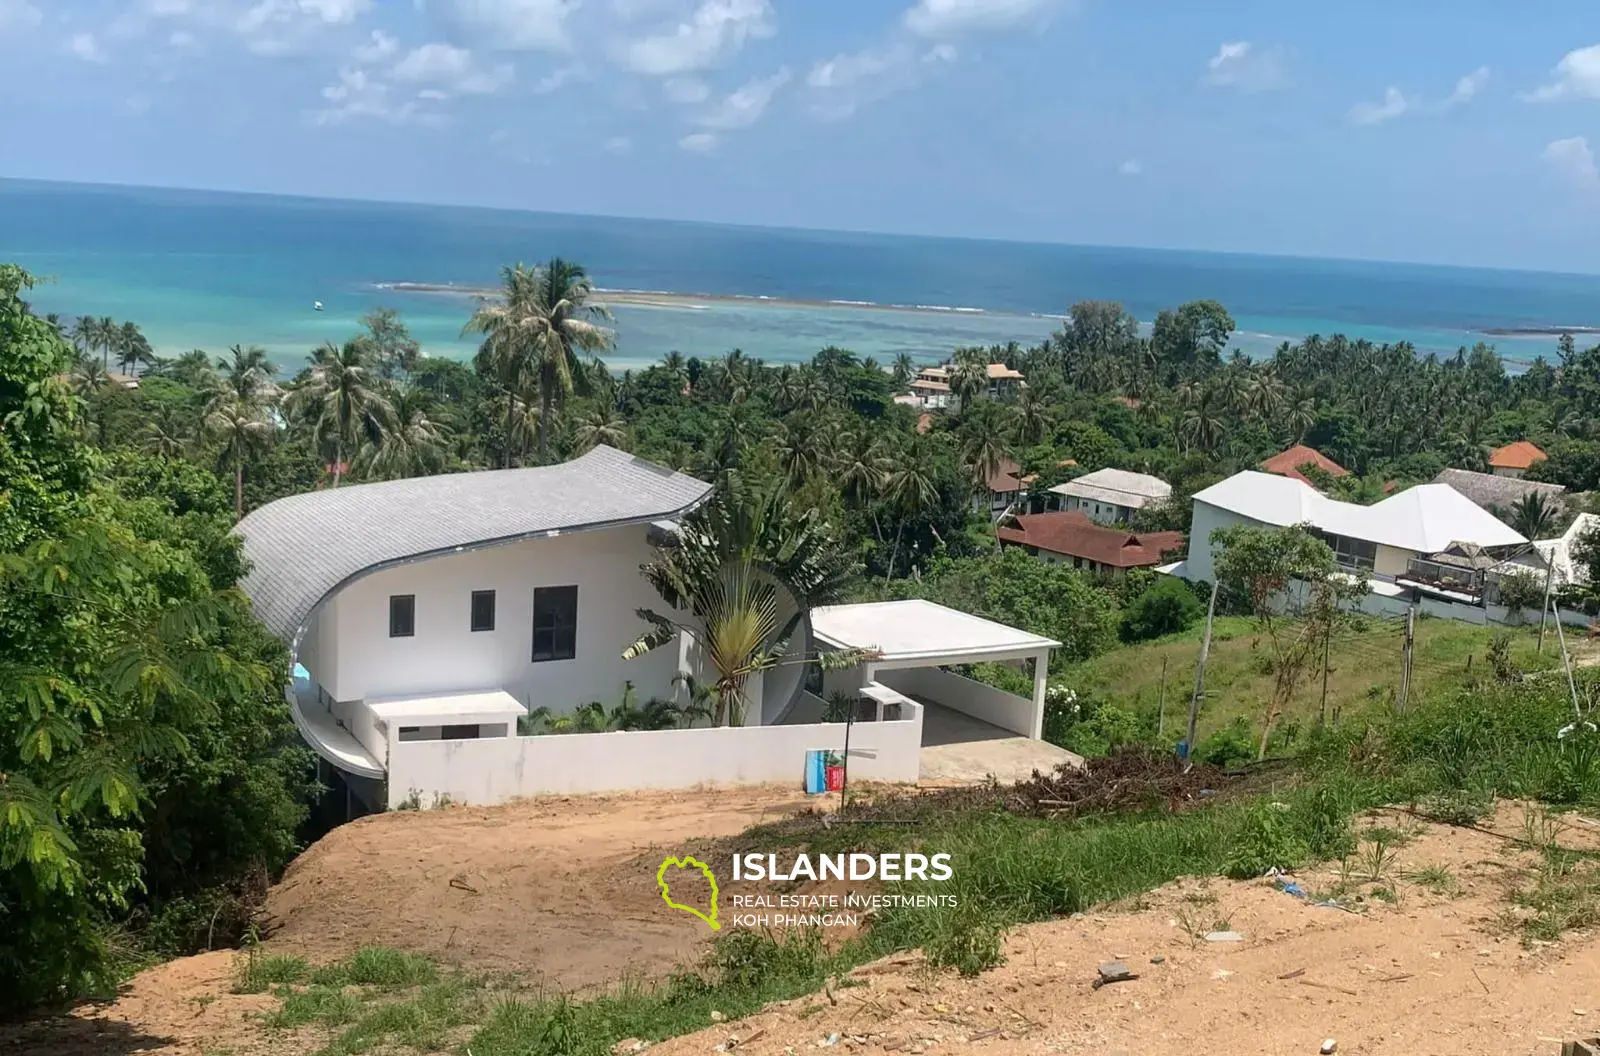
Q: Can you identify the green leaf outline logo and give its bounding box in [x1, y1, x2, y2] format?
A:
[657, 855, 721, 930]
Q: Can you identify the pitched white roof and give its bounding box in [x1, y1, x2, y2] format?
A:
[1193, 470, 1527, 553]
[1049, 468, 1172, 509]
[1535, 513, 1600, 587]
[811, 599, 1059, 663]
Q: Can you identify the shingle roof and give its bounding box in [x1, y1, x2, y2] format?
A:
[1431, 468, 1565, 514]
[986, 458, 1027, 495]
[1194, 470, 1526, 552]
[1489, 440, 1548, 470]
[1259, 445, 1349, 485]
[1048, 468, 1172, 509]
[235, 446, 712, 644]
[998, 512, 1184, 568]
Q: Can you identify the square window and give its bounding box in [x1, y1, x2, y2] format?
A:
[389, 594, 415, 638]
[532, 585, 578, 662]
[471, 590, 496, 632]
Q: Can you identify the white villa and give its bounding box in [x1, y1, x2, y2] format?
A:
[235, 446, 1073, 812]
[1169, 469, 1543, 623]
[1049, 468, 1172, 525]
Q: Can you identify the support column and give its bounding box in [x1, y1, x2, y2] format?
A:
[1031, 649, 1050, 740]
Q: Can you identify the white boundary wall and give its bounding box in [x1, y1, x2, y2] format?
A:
[384, 698, 924, 809]
[875, 667, 1036, 737]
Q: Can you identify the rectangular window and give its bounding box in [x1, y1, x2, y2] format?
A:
[442, 723, 482, 740]
[471, 590, 496, 632]
[389, 594, 415, 638]
[1324, 533, 1377, 572]
[532, 585, 578, 662]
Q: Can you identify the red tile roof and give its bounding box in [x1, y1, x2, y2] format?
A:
[986, 458, 1027, 495]
[1488, 440, 1548, 470]
[997, 511, 1185, 569]
[1259, 444, 1349, 485]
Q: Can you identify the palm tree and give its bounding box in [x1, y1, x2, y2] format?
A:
[212, 344, 279, 410]
[115, 321, 153, 376]
[891, 353, 917, 390]
[1179, 389, 1227, 455]
[838, 431, 890, 510]
[775, 415, 831, 490]
[659, 351, 689, 393]
[288, 339, 392, 488]
[949, 359, 987, 411]
[68, 317, 96, 358]
[465, 259, 615, 466]
[1506, 492, 1560, 541]
[573, 405, 628, 453]
[359, 386, 445, 480]
[1010, 388, 1054, 446]
[205, 397, 273, 518]
[961, 429, 1011, 499]
[143, 406, 193, 458]
[883, 437, 942, 574]
[167, 349, 218, 390]
[623, 473, 864, 727]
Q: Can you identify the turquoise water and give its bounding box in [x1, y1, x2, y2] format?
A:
[5, 177, 1599, 371]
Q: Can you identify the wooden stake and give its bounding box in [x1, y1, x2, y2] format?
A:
[1185, 581, 1219, 767]
[1157, 656, 1168, 738]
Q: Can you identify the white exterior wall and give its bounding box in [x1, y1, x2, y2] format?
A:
[1062, 496, 1134, 526]
[877, 666, 1036, 737]
[1183, 500, 1260, 584]
[309, 525, 678, 716]
[384, 701, 925, 808]
[1374, 544, 1414, 579]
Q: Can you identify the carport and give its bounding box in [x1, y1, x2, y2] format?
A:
[810, 599, 1080, 782]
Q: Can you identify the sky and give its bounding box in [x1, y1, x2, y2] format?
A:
[5, 1, 1600, 272]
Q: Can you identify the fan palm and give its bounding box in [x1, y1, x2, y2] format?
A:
[1507, 492, 1560, 541]
[288, 339, 392, 488]
[624, 473, 866, 727]
[465, 259, 614, 466]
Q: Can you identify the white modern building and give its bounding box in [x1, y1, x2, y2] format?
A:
[1049, 468, 1172, 526]
[235, 447, 1075, 810]
[1534, 513, 1600, 590]
[1171, 470, 1532, 621]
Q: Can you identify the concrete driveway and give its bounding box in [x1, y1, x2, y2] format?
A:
[917, 702, 1083, 784]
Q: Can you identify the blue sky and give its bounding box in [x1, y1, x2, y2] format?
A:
[6, 1, 1600, 271]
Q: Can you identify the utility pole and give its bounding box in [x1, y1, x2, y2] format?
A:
[1157, 656, 1168, 738]
[1538, 557, 1557, 654]
[1185, 581, 1219, 767]
[1319, 618, 1333, 727]
[1552, 598, 1584, 720]
[1397, 605, 1416, 714]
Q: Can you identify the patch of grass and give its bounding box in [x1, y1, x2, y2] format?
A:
[262, 985, 363, 1029]
[1405, 865, 1460, 895]
[1414, 787, 1494, 827]
[307, 947, 437, 989]
[233, 951, 310, 994]
[1510, 853, 1600, 944]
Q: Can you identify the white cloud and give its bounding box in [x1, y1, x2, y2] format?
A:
[1348, 86, 1412, 126]
[353, 29, 397, 62]
[392, 42, 513, 95]
[168, 29, 197, 47]
[1525, 45, 1600, 102]
[534, 65, 582, 93]
[679, 131, 718, 151]
[422, 0, 578, 52]
[619, 0, 774, 75]
[313, 67, 407, 123]
[807, 47, 900, 90]
[664, 77, 711, 103]
[297, 0, 368, 20]
[1203, 40, 1289, 92]
[804, 42, 956, 119]
[0, 0, 41, 30]
[693, 66, 789, 129]
[1118, 159, 1142, 176]
[903, 0, 1055, 36]
[240, 0, 370, 31]
[1543, 136, 1600, 188]
[604, 135, 633, 153]
[1446, 66, 1490, 107]
[69, 32, 108, 63]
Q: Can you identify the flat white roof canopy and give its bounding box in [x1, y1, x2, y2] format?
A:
[368, 690, 528, 725]
[811, 599, 1059, 666]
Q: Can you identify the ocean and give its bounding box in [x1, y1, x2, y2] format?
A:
[5, 177, 1600, 372]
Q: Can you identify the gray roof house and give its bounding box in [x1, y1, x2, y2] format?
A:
[234, 446, 713, 795]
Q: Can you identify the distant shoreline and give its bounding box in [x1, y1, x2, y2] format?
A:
[373, 281, 1052, 319]
[1479, 326, 1600, 337]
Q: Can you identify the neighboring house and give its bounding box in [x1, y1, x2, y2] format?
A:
[908, 373, 952, 409]
[235, 446, 714, 804]
[1432, 468, 1566, 517]
[976, 458, 1029, 519]
[1489, 441, 1548, 479]
[1259, 444, 1349, 486]
[1177, 470, 1528, 620]
[1048, 468, 1172, 526]
[985, 362, 1025, 399]
[1534, 513, 1600, 589]
[998, 511, 1184, 575]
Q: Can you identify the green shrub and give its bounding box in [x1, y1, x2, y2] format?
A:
[923, 900, 1005, 977]
[1118, 576, 1203, 643]
[1194, 717, 1257, 768]
[1223, 802, 1311, 879]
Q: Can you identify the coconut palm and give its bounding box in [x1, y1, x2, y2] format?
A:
[205, 397, 273, 518]
[573, 405, 628, 453]
[212, 344, 279, 411]
[68, 317, 97, 358]
[288, 339, 392, 488]
[1506, 492, 1560, 541]
[359, 386, 445, 480]
[115, 322, 153, 377]
[465, 259, 614, 466]
[949, 358, 987, 411]
[961, 429, 1011, 498]
[624, 472, 865, 727]
[1010, 388, 1054, 446]
[659, 351, 689, 392]
[891, 353, 917, 390]
[883, 436, 942, 574]
[143, 406, 193, 459]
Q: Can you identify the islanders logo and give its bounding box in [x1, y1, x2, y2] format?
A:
[657, 855, 721, 931]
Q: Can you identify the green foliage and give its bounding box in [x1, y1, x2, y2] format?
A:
[1223, 802, 1311, 879]
[1194, 717, 1258, 768]
[1119, 575, 1203, 642]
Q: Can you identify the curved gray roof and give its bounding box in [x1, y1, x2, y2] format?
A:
[236, 446, 711, 644]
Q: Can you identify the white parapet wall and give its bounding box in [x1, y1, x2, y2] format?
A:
[875, 666, 1036, 737]
[384, 698, 924, 809]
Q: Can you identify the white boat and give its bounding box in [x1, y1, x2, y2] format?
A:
[313, 301, 324, 312]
